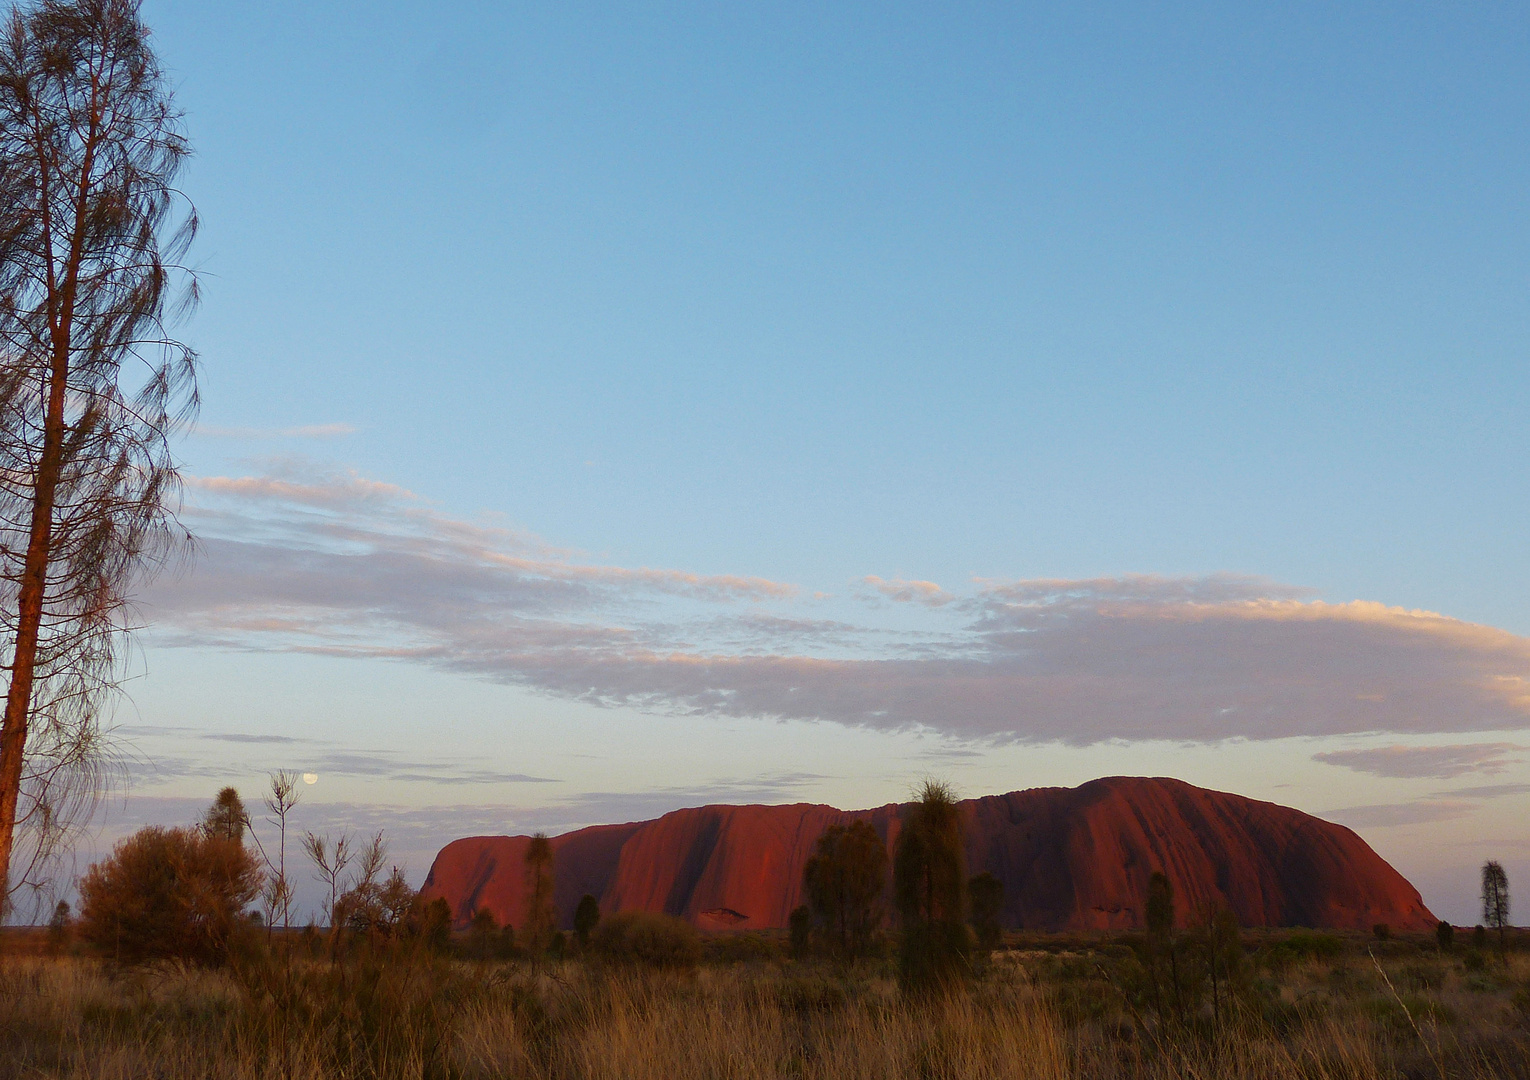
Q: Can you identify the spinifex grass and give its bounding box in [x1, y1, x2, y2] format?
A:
[0, 935, 1526, 1080]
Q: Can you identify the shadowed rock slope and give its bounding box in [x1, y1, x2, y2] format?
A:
[420, 776, 1435, 933]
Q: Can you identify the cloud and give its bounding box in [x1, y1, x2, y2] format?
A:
[139, 466, 1530, 746]
[864, 576, 954, 606]
[202, 733, 310, 745]
[114, 728, 559, 788]
[1437, 782, 1530, 800]
[1322, 800, 1477, 829]
[1321, 778, 1530, 830]
[1313, 743, 1527, 779]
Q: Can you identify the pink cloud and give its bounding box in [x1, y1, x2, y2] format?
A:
[1314, 743, 1527, 779]
[141, 467, 1530, 746]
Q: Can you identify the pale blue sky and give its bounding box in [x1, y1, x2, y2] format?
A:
[86, 0, 1530, 924]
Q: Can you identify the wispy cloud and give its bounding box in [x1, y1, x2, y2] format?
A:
[1322, 800, 1478, 829]
[140, 466, 1530, 746]
[202, 732, 311, 745]
[863, 576, 954, 607]
[1313, 743, 1527, 779]
[1321, 777, 1530, 829]
[116, 729, 559, 788]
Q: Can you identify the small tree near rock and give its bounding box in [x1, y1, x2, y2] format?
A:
[1482, 861, 1510, 953]
[524, 833, 555, 958]
[968, 872, 1004, 953]
[574, 894, 601, 949]
[893, 780, 969, 990]
[789, 904, 811, 959]
[803, 821, 887, 959]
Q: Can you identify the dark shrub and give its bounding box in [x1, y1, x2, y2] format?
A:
[803, 820, 887, 958]
[789, 904, 811, 959]
[574, 893, 601, 948]
[413, 897, 453, 954]
[968, 872, 1004, 953]
[705, 931, 783, 964]
[894, 780, 968, 990]
[1280, 931, 1343, 958]
[1436, 920, 1454, 951]
[592, 910, 702, 968]
[1372, 923, 1391, 941]
[464, 908, 514, 960]
[78, 826, 260, 966]
[45, 900, 71, 956]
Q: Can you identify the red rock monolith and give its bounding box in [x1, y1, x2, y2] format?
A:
[420, 776, 1435, 932]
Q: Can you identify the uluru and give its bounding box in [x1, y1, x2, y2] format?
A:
[421, 776, 1435, 934]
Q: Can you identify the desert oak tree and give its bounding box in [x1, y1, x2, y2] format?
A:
[1482, 860, 1510, 950]
[0, 0, 197, 910]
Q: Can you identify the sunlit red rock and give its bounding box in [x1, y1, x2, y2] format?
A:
[420, 777, 1435, 932]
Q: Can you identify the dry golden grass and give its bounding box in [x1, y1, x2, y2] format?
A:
[0, 939, 1525, 1079]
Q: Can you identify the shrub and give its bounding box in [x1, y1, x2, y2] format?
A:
[202, 787, 247, 842]
[523, 833, 555, 956]
[894, 780, 968, 990]
[591, 910, 702, 968]
[574, 893, 601, 948]
[803, 820, 887, 958]
[1372, 923, 1391, 941]
[789, 904, 811, 959]
[78, 826, 261, 966]
[45, 900, 71, 956]
[1436, 920, 1455, 951]
[1261, 930, 1344, 967]
[704, 931, 784, 964]
[414, 897, 453, 954]
[464, 908, 515, 960]
[968, 872, 1004, 953]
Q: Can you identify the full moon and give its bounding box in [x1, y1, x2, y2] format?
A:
[302, 773, 318, 785]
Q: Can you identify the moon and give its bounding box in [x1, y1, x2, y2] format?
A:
[302, 772, 318, 785]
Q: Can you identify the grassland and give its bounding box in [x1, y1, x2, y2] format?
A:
[0, 929, 1526, 1079]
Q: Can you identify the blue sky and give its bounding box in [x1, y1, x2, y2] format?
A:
[76, 0, 1530, 924]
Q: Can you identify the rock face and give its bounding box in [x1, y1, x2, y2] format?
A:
[420, 777, 1435, 933]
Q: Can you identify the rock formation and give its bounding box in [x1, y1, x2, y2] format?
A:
[420, 776, 1435, 932]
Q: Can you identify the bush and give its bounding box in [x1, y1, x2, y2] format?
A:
[463, 908, 515, 961]
[789, 905, 811, 959]
[1261, 930, 1344, 968]
[574, 893, 601, 948]
[704, 931, 784, 964]
[45, 900, 72, 956]
[78, 826, 261, 966]
[894, 780, 968, 990]
[969, 872, 1004, 953]
[591, 910, 702, 968]
[414, 897, 453, 954]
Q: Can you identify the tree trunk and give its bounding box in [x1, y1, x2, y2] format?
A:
[0, 338, 72, 907]
[0, 93, 96, 905]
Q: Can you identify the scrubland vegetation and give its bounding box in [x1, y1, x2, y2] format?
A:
[1, 922, 1528, 1079]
